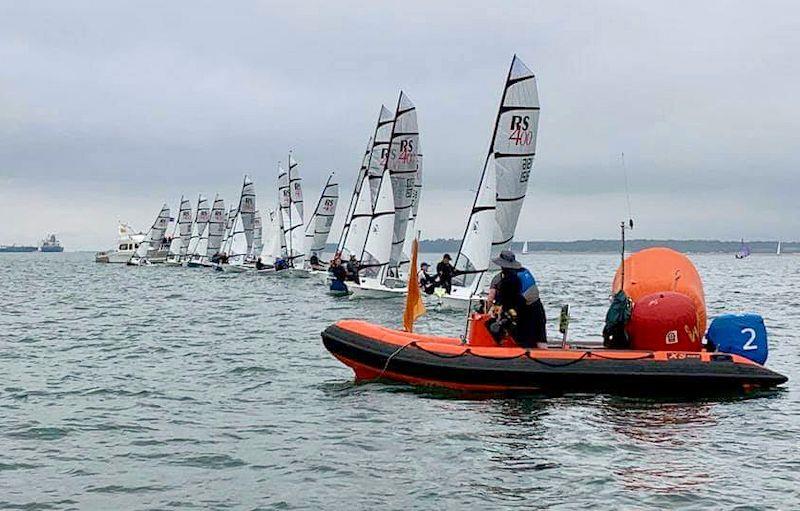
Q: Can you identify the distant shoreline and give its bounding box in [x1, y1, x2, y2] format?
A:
[14, 238, 794, 255]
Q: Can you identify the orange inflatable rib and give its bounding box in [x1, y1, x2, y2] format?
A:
[321, 320, 787, 394]
[612, 247, 707, 337]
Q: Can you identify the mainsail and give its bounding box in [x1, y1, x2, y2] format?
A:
[399, 147, 423, 271]
[368, 106, 395, 207]
[186, 195, 210, 256]
[385, 92, 420, 272]
[177, 196, 193, 257]
[359, 169, 395, 281]
[221, 205, 236, 252]
[336, 137, 372, 254]
[305, 172, 339, 257]
[226, 211, 249, 266]
[206, 196, 226, 258]
[167, 197, 184, 258]
[252, 211, 263, 257]
[452, 156, 498, 291]
[278, 159, 305, 266]
[288, 154, 304, 222]
[238, 176, 256, 257]
[133, 203, 170, 263]
[490, 55, 540, 257]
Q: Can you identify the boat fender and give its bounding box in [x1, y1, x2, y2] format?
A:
[706, 313, 769, 365]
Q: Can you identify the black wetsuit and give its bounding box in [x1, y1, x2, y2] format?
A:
[436, 260, 456, 294]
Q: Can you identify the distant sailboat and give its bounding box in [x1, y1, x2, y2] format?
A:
[777, 241, 782, 256]
[735, 239, 751, 259]
[304, 172, 339, 264]
[522, 241, 529, 254]
[129, 204, 170, 266]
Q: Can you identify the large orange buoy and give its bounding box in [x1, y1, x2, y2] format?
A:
[627, 292, 702, 351]
[612, 247, 707, 336]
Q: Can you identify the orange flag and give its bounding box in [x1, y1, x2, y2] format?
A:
[403, 237, 427, 332]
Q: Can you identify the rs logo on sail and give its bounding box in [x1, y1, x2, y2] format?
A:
[509, 115, 533, 146]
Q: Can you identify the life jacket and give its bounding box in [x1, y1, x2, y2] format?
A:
[515, 268, 539, 305]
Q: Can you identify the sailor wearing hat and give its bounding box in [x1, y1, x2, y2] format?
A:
[486, 250, 547, 348]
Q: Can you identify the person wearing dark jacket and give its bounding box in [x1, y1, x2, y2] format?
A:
[346, 255, 361, 284]
[436, 254, 456, 294]
[418, 262, 436, 295]
[486, 250, 547, 348]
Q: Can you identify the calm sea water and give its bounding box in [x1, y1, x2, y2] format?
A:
[1, 252, 797, 510]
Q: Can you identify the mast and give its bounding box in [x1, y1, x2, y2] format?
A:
[337, 137, 372, 252]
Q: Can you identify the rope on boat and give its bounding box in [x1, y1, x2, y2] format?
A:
[377, 340, 657, 376]
[377, 340, 418, 379]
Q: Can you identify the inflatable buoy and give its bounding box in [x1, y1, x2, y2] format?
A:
[707, 314, 769, 365]
[627, 292, 702, 351]
[612, 247, 707, 335]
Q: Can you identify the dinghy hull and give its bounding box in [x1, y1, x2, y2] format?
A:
[321, 320, 788, 395]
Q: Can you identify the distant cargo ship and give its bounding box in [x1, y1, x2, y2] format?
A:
[0, 244, 38, 253]
[40, 234, 64, 252]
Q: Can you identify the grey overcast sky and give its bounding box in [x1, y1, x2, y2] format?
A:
[1, 0, 798, 249]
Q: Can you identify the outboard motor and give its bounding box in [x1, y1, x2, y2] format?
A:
[705, 313, 769, 365]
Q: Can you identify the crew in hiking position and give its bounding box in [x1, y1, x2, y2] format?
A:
[486, 250, 547, 349]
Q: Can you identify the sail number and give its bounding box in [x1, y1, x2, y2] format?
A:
[520, 158, 533, 182]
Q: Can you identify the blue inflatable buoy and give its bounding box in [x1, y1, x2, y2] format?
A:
[706, 314, 769, 365]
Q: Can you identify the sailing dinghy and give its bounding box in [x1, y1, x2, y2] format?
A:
[217, 209, 249, 272]
[304, 172, 339, 272]
[188, 196, 225, 267]
[184, 195, 210, 266]
[735, 239, 752, 259]
[348, 168, 402, 298]
[165, 196, 192, 265]
[128, 204, 170, 266]
[274, 155, 310, 277]
[436, 55, 540, 310]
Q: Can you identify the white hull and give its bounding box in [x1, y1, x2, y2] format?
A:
[348, 281, 406, 300]
[218, 263, 249, 273]
[95, 250, 135, 264]
[275, 268, 311, 278]
[163, 258, 184, 267]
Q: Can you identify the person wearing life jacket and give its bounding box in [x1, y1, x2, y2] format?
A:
[418, 262, 436, 295]
[329, 257, 349, 293]
[274, 256, 288, 271]
[486, 250, 547, 349]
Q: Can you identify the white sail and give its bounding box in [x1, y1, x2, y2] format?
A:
[359, 170, 395, 282]
[777, 241, 782, 255]
[261, 209, 283, 261]
[305, 173, 339, 257]
[238, 176, 256, 256]
[342, 173, 373, 259]
[399, 147, 423, 271]
[288, 200, 306, 266]
[221, 206, 236, 253]
[522, 240, 529, 254]
[133, 203, 170, 262]
[193, 222, 209, 260]
[167, 199, 182, 257]
[453, 155, 498, 292]
[288, 154, 304, 222]
[177, 196, 193, 257]
[186, 195, 210, 256]
[278, 163, 291, 252]
[253, 211, 263, 257]
[206, 196, 226, 257]
[337, 136, 372, 254]
[385, 92, 420, 271]
[490, 55, 540, 257]
[368, 106, 395, 206]
[227, 211, 248, 266]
